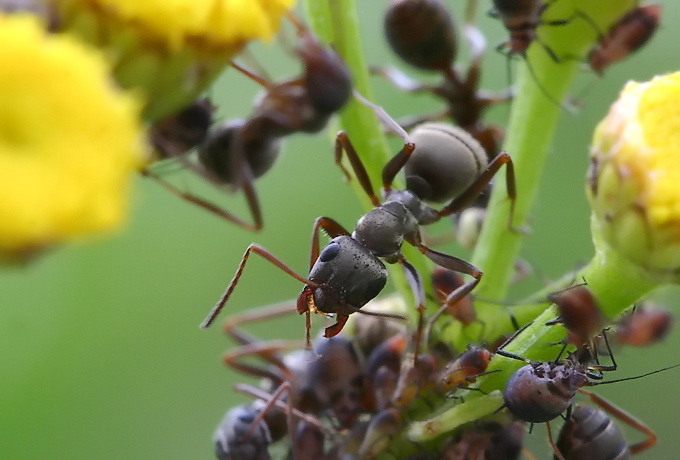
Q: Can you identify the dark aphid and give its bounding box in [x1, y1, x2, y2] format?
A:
[358, 408, 403, 459]
[221, 314, 367, 430]
[436, 345, 493, 394]
[546, 284, 604, 347]
[213, 402, 283, 460]
[440, 421, 525, 460]
[554, 390, 657, 459]
[614, 303, 672, 347]
[384, 0, 457, 71]
[202, 105, 519, 355]
[588, 5, 661, 76]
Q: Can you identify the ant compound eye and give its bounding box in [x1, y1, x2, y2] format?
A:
[319, 242, 341, 262]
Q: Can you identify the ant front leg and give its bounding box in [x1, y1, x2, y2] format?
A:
[415, 244, 483, 345]
[200, 244, 320, 329]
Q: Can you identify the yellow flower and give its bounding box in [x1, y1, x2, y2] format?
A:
[51, 0, 296, 120]
[0, 14, 145, 262]
[587, 72, 680, 278]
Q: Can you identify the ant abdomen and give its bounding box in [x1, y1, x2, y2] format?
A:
[503, 362, 588, 423]
[384, 0, 457, 71]
[198, 119, 281, 184]
[404, 123, 488, 203]
[554, 405, 628, 460]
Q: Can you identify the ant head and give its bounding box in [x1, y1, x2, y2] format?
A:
[307, 236, 388, 315]
[404, 123, 488, 203]
[384, 0, 457, 72]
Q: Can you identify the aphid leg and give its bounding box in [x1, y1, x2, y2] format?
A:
[578, 389, 657, 454]
[222, 340, 304, 383]
[545, 421, 566, 460]
[200, 244, 321, 329]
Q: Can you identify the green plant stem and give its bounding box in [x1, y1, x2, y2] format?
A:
[471, 0, 638, 305]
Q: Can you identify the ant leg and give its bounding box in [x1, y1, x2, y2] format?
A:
[437, 151, 526, 233]
[234, 382, 328, 435]
[545, 421, 566, 460]
[223, 341, 304, 384]
[200, 244, 321, 328]
[577, 389, 657, 454]
[140, 168, 262, 231]
[334, 132, 381, 206]
[397, 258, 426, 357]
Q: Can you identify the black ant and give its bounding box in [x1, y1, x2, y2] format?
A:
[378, 0, 511, 158]
[143, 13, 352, 231]
[200, 100, 519, 354]
[554, 390, 657, 460]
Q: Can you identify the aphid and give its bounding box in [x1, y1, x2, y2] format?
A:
[613, 302, 672, 348]
[545, 283, 604, 347]
[440, 421, 526, 460]
[430, 266, 477, 327]
[588, 5, 661, 76]
[201, 110, 518, 352]
[144, 14, 352, 231]
[491, 0, 571, 59]
[379, 0, 510, 158]
[554, 390, 657, 459]
[436, 345, 493, 394]
[213, 401, 283, 460]
[497, 342, 678, 425]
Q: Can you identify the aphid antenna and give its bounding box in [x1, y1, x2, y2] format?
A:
[586, 363, 680, 387]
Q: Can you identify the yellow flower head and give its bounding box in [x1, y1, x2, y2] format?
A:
[51, 0, 296, 120]
[588, 72, 680, 277]
[0, 14, 145, 262]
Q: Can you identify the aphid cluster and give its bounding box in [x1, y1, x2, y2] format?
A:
[171, 2, 674, 460]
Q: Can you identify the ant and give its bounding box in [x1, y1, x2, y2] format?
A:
[553, 391, 657, 460]
[200, 98, 519, 354]
[377, 0, 511, 158]
[587, 4, 661, 76]
[143, 13, 352, 231]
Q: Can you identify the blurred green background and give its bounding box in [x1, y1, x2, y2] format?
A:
[2, 1, 679, 458]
